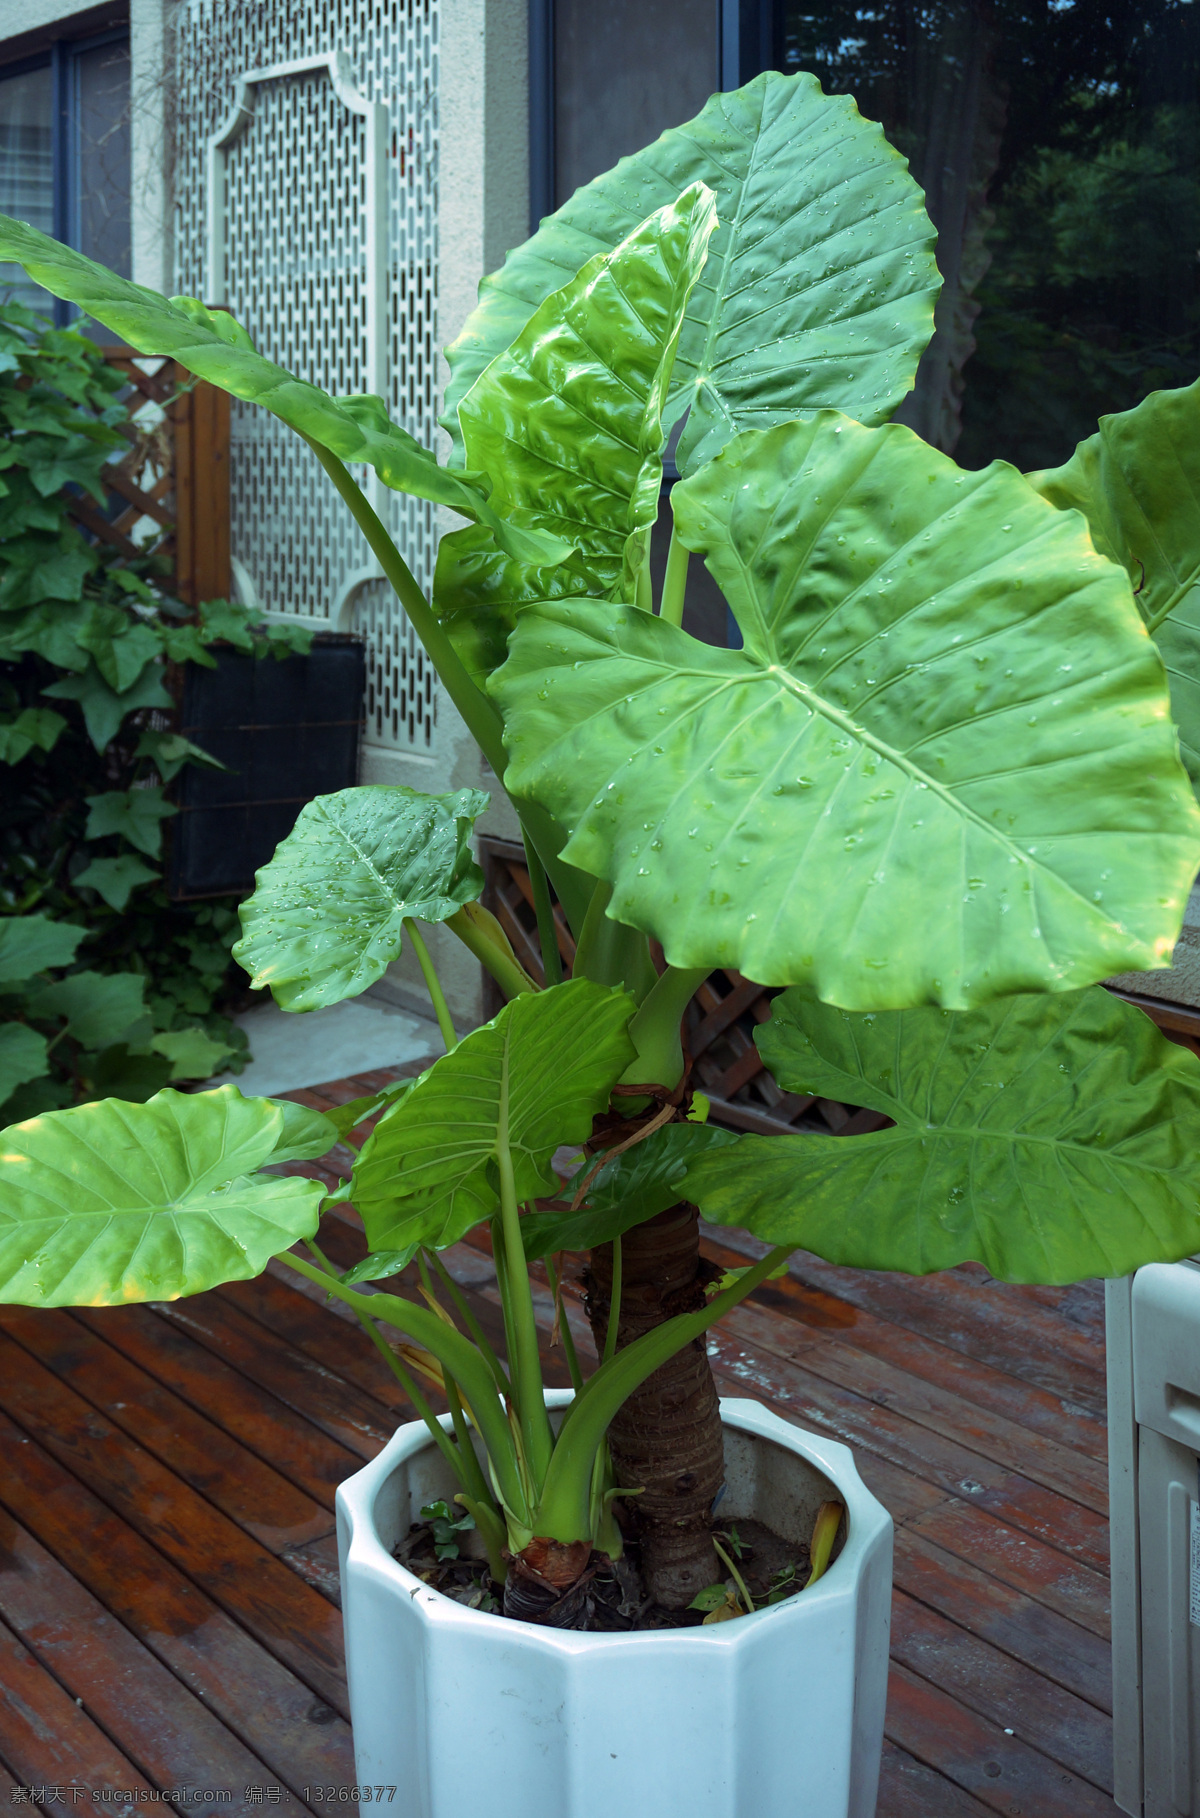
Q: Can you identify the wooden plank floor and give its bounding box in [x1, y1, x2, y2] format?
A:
[0, 1066, 1117, 1814]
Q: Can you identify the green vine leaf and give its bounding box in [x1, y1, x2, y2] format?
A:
[685, 987, 1200, 1282]
[0, 1025, 50, 1104]
[443, 70, 940, 476]
[84, 787, 177, 860]
[0, 1085, 325, 1307]
[494, 414, 1200, 1008]
[233, 785, 489, 1012]
[0, 916, 85, 982]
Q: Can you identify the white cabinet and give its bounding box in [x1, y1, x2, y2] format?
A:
[1110, 1262, 1200, 1814]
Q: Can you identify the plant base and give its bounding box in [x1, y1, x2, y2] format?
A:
[336, 1394, 892, 1817]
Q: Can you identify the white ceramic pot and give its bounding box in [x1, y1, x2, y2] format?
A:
[336, 1393, 892, 1818]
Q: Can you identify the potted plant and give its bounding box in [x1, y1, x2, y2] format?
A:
[4, 68, 1200, 1816]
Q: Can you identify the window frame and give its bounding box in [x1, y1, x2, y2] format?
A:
[0, 23, 130, 325]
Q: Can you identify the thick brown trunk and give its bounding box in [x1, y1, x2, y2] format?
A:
[583, 1201, 722, 1608]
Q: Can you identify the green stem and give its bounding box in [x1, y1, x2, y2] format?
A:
[304, 434, 591, 933]
[495, 1035, 554, 1487]
[305, 436, 507, 773]
[404, 918, 457, 1050]
[636, 538, 653, 612]
[659, 522, 689, 628]
[534, 1243, 794, 1542]
[622, 964, 709, 1088]
[713, 1535, 755, 1614]
[425, 1247, 509, 1394]
[446, 905, 538, 1000]
[545, 1254, 584, 1395]
[277, 1248, 528, 1519]
[602, 1233, 622, 1366]
[302, 1240, 466, 1486]
[440, 1367, 497, 1513]
[522, 821, 563, 987]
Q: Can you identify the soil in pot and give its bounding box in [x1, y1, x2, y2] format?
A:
[394, 1512, 830, 1632]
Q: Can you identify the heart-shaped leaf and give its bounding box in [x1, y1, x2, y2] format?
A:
[434, 183, 718, 684]
[1029, 376, 1200, 794]
[443, 70, 940, 476]
[0, 215, 568, 570]
[0, 915, 84, 982]
[233, 785, 489, 1012]
[520, 1121, 736, 1259]
[0, 1085, 325, 1307]
[684, 987, 1200, 1283]
[493, 414, 1200, 1008]
[351, 978, 637, 1254]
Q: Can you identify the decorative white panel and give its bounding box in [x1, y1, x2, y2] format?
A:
[174, 1, 440, 751]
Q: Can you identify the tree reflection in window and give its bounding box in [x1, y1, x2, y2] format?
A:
[775, 0, 1200, 469]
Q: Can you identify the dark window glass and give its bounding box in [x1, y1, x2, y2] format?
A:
[773, 0, 1200, 468]
[73, 38, 131, 278]
[0, 64, 53, 314]
[554, 0, 719, 203]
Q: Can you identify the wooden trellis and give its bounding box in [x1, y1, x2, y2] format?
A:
[67, 352, 230, 604]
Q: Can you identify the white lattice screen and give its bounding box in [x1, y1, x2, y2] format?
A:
[174, 0, 441, 751]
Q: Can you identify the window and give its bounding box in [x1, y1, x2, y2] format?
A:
[532, 0, 1200, 472]
[0, 30, 130, 326]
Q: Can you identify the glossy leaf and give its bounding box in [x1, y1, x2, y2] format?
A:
[233, 785, 489, 1012]
[434, 184, 717, 684]
[266, 1097, 340, 1163]
[0, 1024, 49, 1102]
[0, 1085, 325, 1307]
[28, 970, 145, 1047]
[520, 1122, 736, 1259]
[444, 71, 939, 477]
[0, 915, 84, 982]
[0, 215, 569, 570]
[494, 414, 1200, 1008]
[684, 986, 1200, 1283]
[351, 978, 637, 1254]
[1029, 376, 1200, 791]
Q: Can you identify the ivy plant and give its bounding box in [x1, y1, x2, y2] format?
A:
[3, 71, 1200, 1621]
[0, 301, 310, 1118]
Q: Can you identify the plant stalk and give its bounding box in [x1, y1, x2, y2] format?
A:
[303, 434, 590, 933]
[404, 917, 457, 1050]
[623, 963, 709, 1087]
[602, 1233, 622, 1366]
[659, 522, 689, 627]
[495, 1033, 555, 1485]
[446, 903, 539, 1000]
[522, 821, 563, 987]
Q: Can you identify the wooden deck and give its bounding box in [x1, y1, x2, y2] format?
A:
[0, 1066, 1117, 1814]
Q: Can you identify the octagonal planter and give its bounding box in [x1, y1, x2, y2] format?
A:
[335, 1393, 892, 1818]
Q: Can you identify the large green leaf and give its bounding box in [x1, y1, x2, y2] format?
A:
[434, 184, 717, 684]
[233, 785, 489, 1012]
[0, 915, 84, 982]
[493, 414, 1200, 1009]
[443, 70, 939, 476]
[685, 986, 1200, 1283]
[1029, 377, 1200, 792]
[0, 1086, 325, 1307]
[0, 215, 568, 570]
[0, 1025, 49, 1103]
[351, 978, 637, 1253]
[520, 1121, 736, 1259]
